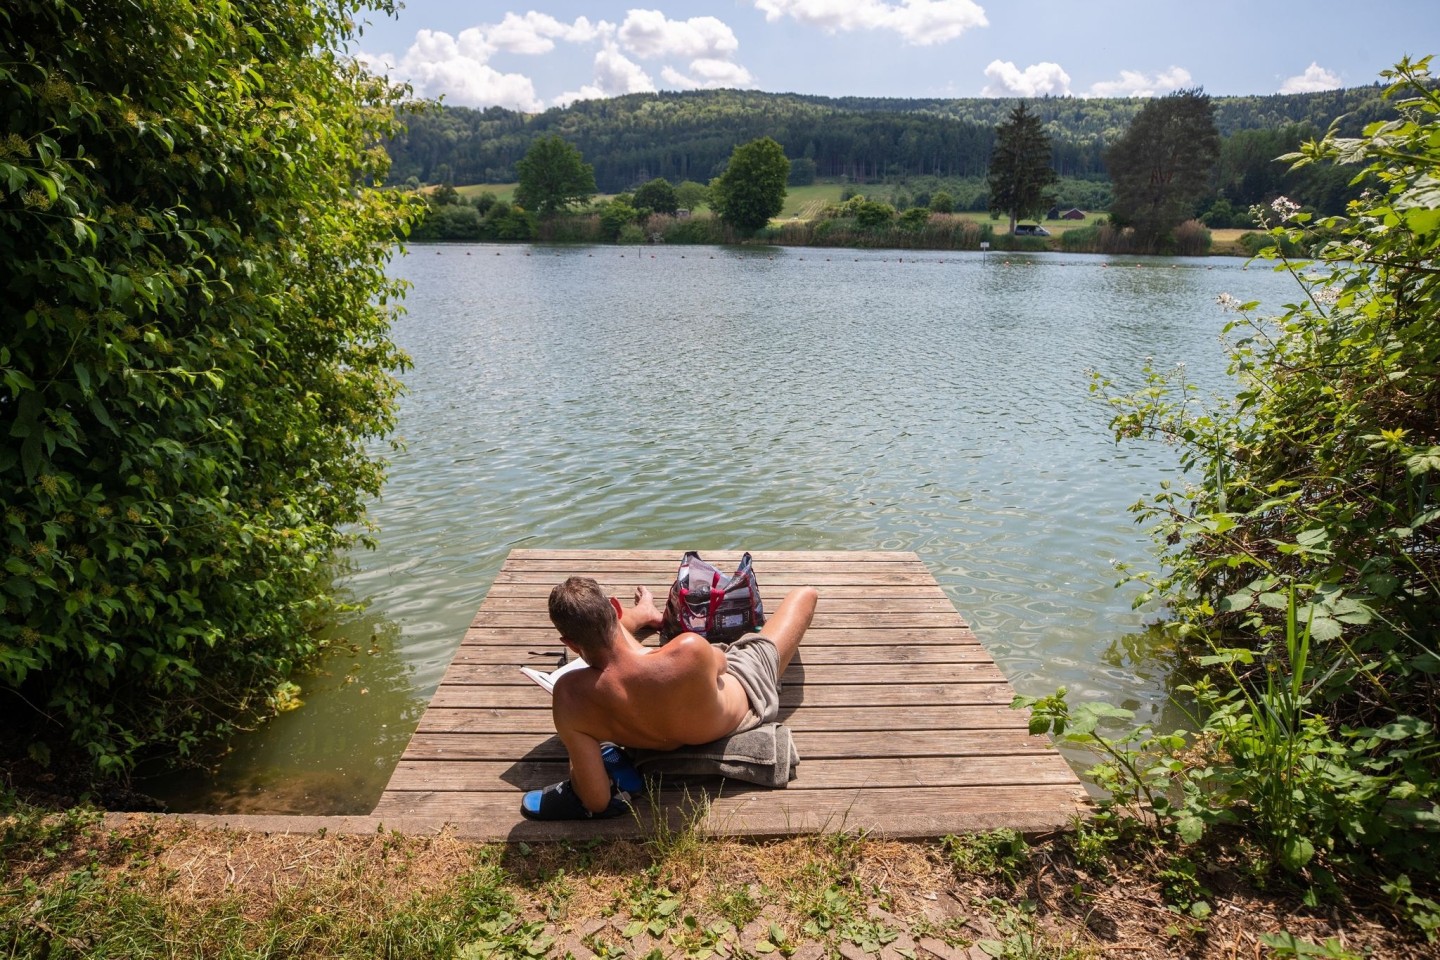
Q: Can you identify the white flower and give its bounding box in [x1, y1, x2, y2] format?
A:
[1216, 292, 1240, 312]
[1271, 195, 1302, 221]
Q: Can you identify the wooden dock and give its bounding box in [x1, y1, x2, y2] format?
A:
[373, 550, 1088, 839]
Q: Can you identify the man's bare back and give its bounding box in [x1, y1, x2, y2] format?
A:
[553, 586, 752, 753]
[545, 581, 818, 814]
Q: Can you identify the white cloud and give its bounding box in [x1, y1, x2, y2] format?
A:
[487, 12, 604, 54]
[753, 0, 987, 46]
[555, 42, 662, 105]
[365, 8, 755, 110]
[661, 58, 757, 90]
[555, 43, 657, 105]
[552, 83, 608, 107]
[1280, 62, 1341, 94]
[618, 9, 739, 59]
[981, 60, 1071, 97]
[594, 44, 658, 94]
[378, 28, 543, 111]
[1087, 66, 1192, 98]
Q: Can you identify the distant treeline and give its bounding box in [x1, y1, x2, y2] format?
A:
[386, 86, 1394, 196]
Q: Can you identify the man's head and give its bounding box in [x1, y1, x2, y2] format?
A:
[548, 576, 620, 658]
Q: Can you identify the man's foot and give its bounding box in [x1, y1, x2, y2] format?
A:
[520, 779, 631, 820]
[632, 585, 664, 630]
[601, 743, 644, 795]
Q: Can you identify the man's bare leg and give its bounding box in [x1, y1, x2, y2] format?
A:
[618, 585, 664, 637]
[759, 586, 818, 673]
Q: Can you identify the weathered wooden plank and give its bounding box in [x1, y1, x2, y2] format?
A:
[437, 662, 1008, 687]
[450, 644, 994, 666]
[475, 595, 959, 613]
[414, 704, 1031, 734]
[477, 583, 951, 601]
[428, 682, 1015, 709]
[460, 626, 981, 647]
[401, 729, 1057, 762]
[494, 570, 938, 586]
[371, 784, 1091, 838]
[471, 611, 970, 629]
[385, 755, 1078, 793]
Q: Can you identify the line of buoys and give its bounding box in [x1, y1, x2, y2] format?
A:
[459, 249, 1233, 270]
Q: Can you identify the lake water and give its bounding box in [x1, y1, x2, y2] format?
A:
[150, 243, 1298, 814]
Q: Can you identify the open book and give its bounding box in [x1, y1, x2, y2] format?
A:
[519, 656, 590, 695]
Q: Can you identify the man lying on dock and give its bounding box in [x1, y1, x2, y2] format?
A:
[522, 576, 818, 820]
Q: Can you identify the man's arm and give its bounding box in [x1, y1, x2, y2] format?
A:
[554, 709, 613, 813]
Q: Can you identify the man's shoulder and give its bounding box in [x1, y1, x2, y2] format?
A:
[660, 633, 712, 656]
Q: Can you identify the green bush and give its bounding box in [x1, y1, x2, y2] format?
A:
[0, 0, 421, 772]
[412, 203, 483, 241]
[657, 214, 726, 244]
[898, 207, 931, 230]
[478, 201, 535, 240]
[616, 223, 647, 244]
[598, 200, 639, 240]
[987, 234, 1049, 252]
[1058, 223, 1137, 254]
[535, 214, 602, 243]
[1086, 57, 1440, 908]
[1238, 230, 1306, 257]
[852, 199, 896, 229]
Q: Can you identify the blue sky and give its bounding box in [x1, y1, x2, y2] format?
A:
[352, 1, 1438, 111]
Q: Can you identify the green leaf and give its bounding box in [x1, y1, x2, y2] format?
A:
[1176, 816, 1205, 843]
[1402, 206, 1440, 234]
[1372, 717, 1432, 740]
[1280, 836, 1316, 870]
[1258, 592, 1290, 610]
[1306, 616, 1342, 641]
[1219, 590, 1255, 612]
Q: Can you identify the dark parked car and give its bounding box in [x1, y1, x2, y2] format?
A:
[1013, 224, 1050, 236]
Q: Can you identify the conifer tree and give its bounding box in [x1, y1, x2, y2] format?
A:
[987, 103, 1058, 234]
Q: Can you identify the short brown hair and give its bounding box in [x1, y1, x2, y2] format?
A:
[548, 577, 617, 656]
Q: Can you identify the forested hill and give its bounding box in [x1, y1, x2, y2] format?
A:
[385, 85, 1393, 193]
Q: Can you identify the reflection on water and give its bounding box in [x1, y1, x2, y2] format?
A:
[150, 245, 1295, 813]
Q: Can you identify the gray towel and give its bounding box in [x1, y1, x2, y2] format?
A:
[629, 722, 798, 787]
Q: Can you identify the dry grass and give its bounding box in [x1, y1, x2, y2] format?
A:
[2, 810, 1432, 959]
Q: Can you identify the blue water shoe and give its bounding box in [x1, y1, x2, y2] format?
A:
[520, 778, 631, 820]
[601, 743, 644, 795]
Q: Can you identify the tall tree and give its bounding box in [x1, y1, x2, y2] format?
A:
[514, 135, 596, 217]
[986, 102, 1059, 233]
[1106, 89, 1221, 248]
[1, 0, 420, 772]
[711, 137, 790, 233]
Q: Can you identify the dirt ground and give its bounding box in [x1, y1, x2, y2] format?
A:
[3, 813, 1432, 959]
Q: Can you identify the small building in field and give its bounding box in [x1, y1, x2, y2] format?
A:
[1061, 208, 1086, 220]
